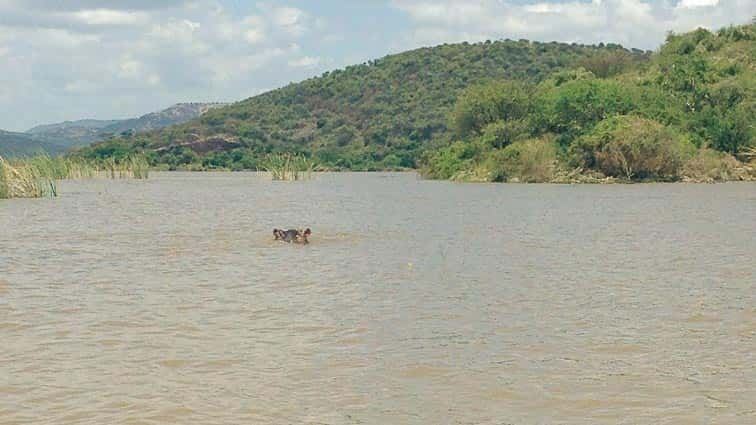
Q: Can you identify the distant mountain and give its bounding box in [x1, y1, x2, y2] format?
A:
[17, 103, 228, 152]
[98, 103, 228, 137]
[0, 130, 66, 158]
[27, 119, 118, 134]
[27, 119, 120, 149]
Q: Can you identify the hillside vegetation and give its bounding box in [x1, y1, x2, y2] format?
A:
[77, 40, 648, 170]
[421, 22, 755, 182]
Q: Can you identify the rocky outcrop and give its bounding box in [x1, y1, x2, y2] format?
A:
[155, 135, 241, 154]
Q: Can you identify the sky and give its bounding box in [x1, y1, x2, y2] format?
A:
[0, 0, 753, 131]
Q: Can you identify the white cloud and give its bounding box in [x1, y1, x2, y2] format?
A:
[210, 45, 299, 83]
[395, 1, 487, 25]
[270, 6, 309, 37]
[149, 18, 200, 42]
[0, 1, 331, 130]
[119, 59, 145, 79]
[35, 28, 101, 48]
[241, 15, 266, 44]
[63, 79, 100, 94]
[146, 74, 161, 86]
[677, 0, 720, 8]
[390, 0, 755, 49]
[244, 28, 265, 43]
[67, 8, 149, 26]
[288, 56, 322, 68]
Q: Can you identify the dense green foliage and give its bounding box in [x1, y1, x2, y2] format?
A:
[76, 39, 648, 170]
[423, 22, 755, 182]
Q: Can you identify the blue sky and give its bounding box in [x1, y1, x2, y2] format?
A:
[0, 0, 753, 131]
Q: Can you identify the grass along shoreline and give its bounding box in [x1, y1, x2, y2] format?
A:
[0, 154, 150, 199]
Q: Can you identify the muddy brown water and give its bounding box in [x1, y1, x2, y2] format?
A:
[1, 172, 754, 424]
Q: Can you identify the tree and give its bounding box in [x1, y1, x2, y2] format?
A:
[451, 81, 535, 137]
[537, 78, 638, 144]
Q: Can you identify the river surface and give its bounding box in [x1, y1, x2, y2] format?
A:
[1, 172, 754, 424]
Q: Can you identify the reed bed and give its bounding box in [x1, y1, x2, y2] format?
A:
[27, 154, 97, 180]
[262, 153, 317, 181]
[100, 155, 150, 179]
[0, 153, 150, 199]
[0, 155, 57, 198]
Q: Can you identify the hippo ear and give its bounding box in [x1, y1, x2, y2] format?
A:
[304, 228, 311, 236]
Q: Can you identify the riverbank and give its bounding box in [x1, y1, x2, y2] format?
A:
[446, 162, 756, 184]
[424, 141, 756, 184]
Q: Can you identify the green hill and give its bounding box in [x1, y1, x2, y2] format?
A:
[78, 39, 648, 170]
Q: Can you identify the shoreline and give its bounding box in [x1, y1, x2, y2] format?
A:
[121, 168, 756, 184]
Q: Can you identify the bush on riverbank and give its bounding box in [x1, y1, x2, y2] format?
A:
[570, 115, 695, 180]
[485, 137, 559, 182]
[420, 140, 484, 180]
[681, 149, 746, 182]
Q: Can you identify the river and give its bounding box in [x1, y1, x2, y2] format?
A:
[1, 172, 754, 424]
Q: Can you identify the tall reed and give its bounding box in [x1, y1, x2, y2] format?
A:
[0, 155, 57, 198]
[100, 154, 150, 179]
[22, 154, 97, 180]
[0, 158, 8, 199]
[262, 153, 316, 181]
[0, 153, 149, 199]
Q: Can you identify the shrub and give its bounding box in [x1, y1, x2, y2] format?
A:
[420, 140, 484, 180]
[484, 137, 559, 182]
[478, 119, 531, 149]
[571, 115, 695, 180]
[682, 148, 741, 181]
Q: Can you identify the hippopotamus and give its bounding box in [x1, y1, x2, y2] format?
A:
[273, 228, 311, 244]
